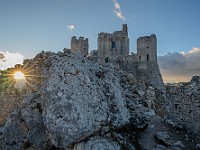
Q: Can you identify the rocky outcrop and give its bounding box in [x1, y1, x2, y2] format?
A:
[0, 51, 199, 150]
[41, 52, 130, 148]
[0, 51, 131, 149]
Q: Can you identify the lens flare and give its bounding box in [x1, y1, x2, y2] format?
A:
[0, 61, 45, 94]
[14, 71, 25, 80]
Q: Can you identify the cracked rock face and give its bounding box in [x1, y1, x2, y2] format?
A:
[0, 52, 131, 150]
[0, 51, 199, 150]
[41, 52, 130, 148]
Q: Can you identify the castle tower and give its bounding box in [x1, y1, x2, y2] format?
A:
[136, 34, 164, 89]
[98, 24, 129, 63]
[98, 33, 112, 63]
[71, 36, 89, 56]
[137, 34, 157, 62]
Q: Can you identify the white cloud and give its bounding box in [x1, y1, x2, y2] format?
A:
[183, 47, 200, 56]
[158, 48, 200, 82]
[67, 24, 75, 30]
[112, 0, 126, 21]
[0, 51, 24, 70]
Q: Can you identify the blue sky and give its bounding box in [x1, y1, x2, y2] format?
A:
[0, 0, 200, 82]
[0, 0, 200, 58]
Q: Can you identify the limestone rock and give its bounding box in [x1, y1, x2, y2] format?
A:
[41, 52, 130, 148]
[0, 51, 198, 150]
[71, 136, 120, 150]
[0, 52, 131, 149]
[1, 93, 50, 150]
[1, 110, 27, 150]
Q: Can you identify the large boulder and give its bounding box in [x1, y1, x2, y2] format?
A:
[41, 52, 130, 148]
[0, 52, 131, 149]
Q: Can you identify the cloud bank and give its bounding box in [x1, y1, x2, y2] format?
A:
[158, 48, 200, 83]
[0, 51, 24, 70]
[67, 24, 75, 30]
[112, 0, 126, 21]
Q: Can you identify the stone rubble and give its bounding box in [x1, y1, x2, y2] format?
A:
[162, 76, 200, 144]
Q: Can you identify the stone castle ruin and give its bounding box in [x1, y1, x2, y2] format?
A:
[71, 36, 89, 56]
[70, 24, 163, 88]
[98, 24, 129, 63]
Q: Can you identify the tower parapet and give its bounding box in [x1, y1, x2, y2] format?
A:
[71, 36, 88, 56]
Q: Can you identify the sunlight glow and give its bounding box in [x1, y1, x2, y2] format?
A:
[14, 71, 25, 80]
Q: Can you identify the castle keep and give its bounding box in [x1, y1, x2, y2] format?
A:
[98, 24, 129, 63]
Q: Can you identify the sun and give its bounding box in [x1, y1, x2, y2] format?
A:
[0, 62, 46, 94]
[14, 71, 25, 80]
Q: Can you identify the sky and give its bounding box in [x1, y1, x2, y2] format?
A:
[0, 0, 200, 82]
